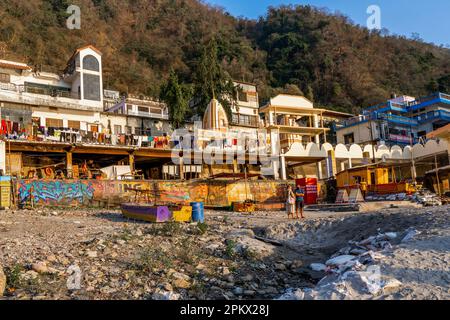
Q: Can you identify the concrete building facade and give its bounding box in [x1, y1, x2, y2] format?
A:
[336, 93, 450, 147]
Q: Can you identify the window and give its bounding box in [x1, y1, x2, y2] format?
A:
[238, 91, 248, 102]
[370, 172, 376, 185]
[46, 118, 63, 128]
[247, 92, 258, 102]
[82, 55, 99, 71]
[418, 131, 426, 137]
[125, 126, 132, 134]
[344, 133, 355, 144]
[0, 73, 10, 83]
[68, 120, 81, 130]
[134, 127, 141, 135]
[138, 106, 149, 114]
[90, 124, 99, 132]
[83, 74, 101, 101]
[114, 125, 122, 134]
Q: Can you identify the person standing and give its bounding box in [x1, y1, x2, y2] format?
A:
[295, 185, 305, 219]
[286, 185, 295, 219]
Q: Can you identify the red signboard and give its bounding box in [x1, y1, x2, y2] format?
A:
[389, 134, 411, 143]
[295, 178, 318, 205]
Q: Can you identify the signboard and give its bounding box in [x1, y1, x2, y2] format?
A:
[349, 188, 365, 203]
[336, 189, 349, 204]
[296, 178, 318, 205]
[0, 176, 11, 208]
[389, 134, 411, 144]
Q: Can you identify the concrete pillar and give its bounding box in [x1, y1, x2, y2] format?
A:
[341, 161, 345, 172]
[280, 155, 287, 180]
[348, 157, 353, 168]
[316, 161, 323, 180]
[66, 151, 73, 178]
[268, 111, 275, 126]
[312, 114, 319, 144]
[326, 150, 336, 178]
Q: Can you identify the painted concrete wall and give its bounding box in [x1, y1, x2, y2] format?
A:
[32, 107, 102, 131]
[336, 121, 379, 144]
[16, 179, 291, 208]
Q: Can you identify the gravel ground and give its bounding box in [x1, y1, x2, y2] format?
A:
[0, 204, 448, 300]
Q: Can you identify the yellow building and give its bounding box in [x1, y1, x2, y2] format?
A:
[426, 124, 450, 194]
[336, 162, 418, 195]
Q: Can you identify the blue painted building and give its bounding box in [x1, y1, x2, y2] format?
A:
[336, 92, 450, 146]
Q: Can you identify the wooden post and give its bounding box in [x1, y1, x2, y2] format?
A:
[179, 156, 184, 180]
[434, 155, 441, 196]
[129, 152, 135, 176]
[233, 158, 238, 174]
[66, 151, 73, 178]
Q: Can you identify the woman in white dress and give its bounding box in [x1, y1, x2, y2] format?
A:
[286, 185, 295, 219]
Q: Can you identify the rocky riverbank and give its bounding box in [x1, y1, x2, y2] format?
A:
[0, 205, 448, 300]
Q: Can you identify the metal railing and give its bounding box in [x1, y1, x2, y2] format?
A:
[414, 110, 450, 123]
[126, 110, 169, 120]
[0, 82, 80, 99]
[379, 113, 418, 126]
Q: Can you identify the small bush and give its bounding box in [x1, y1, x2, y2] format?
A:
[5, 264, 23, 289]
[196, 222, 208, 235]
[225, 240, 237, 259]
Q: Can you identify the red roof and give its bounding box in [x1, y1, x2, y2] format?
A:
[74, 45, 102, 56]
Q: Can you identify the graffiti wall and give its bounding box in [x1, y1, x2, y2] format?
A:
[16, 179, 291, 208]
[17, 180, 95, 206]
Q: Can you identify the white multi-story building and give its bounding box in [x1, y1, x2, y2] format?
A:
[0, 45, 170, 142]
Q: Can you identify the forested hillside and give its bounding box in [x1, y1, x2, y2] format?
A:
[0, 0, 449, 112]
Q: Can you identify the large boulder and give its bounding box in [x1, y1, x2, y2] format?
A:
[226, 229, 276, 259]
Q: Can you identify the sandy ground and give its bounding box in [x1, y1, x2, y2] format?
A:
[0, 204, 449, 300]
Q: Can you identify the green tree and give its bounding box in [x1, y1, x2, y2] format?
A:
[193, 39, 236, 119]
[438, 75, 450, 93]
[160, 70, 192, 129]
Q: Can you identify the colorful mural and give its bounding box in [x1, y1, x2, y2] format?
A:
[16, 179, 290, 208]
[18, 180, 95, 206]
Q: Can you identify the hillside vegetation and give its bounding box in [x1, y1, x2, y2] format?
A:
[0, 0, 449, 112]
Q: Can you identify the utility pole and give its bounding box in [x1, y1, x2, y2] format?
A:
[368, 116, 377, 163]
[434, 155, 441, 196]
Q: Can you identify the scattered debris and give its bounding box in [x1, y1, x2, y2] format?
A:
[152, 289, 180, 300]
[412, 189, 443, 206]
[309, 263, 327, 272]
[401, 228, 421, 243]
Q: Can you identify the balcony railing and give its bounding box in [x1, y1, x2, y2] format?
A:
[126, 110, 169, 120]
[341, 115, 371, 127]
[0, 82, 80, 99]
[378, 113, 418, 126]
[414, 110, 450, 123]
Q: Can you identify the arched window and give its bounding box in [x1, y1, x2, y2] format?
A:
[82, 55, 99, 71]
